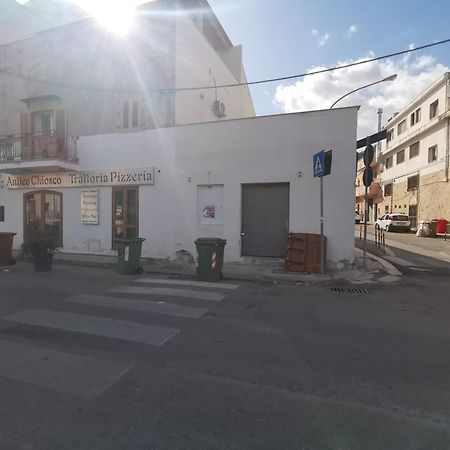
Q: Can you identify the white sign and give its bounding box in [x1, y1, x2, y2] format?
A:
[3, 167, 155, 189]
[81, 189, 99, 224]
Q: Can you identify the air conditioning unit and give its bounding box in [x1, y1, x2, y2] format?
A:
[212, 99, 226, 118]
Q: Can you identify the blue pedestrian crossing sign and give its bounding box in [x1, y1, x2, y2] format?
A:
[313, 150, 325, 177]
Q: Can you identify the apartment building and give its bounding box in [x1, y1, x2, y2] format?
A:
[377, 72, 450, 229]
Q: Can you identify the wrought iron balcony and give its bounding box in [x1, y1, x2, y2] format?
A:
[0, 133, 79, 173]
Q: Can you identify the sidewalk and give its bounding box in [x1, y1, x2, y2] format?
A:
[46, 249, 399, 286]
[356, 224, 450, 263]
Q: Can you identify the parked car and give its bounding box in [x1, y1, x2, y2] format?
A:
[355, 211, 363, 224]
[375, 213, 411, 232]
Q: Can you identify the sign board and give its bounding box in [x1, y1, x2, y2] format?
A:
[3, 167, 155, 189]
[363, 144, 374, 166]
[313, 150, 325, 177]
[81, 189, 99, 224]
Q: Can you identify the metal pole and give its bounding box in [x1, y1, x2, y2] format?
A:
[363, 136, 370, 268]
[320, 174, 324, 274]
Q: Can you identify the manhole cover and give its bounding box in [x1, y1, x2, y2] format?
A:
[330, 287, 369, 295]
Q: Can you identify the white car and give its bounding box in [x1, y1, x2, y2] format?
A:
[355, 211, 363, 224]
[376, 213, 411, 232]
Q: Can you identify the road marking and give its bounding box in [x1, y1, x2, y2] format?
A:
[135, 277, 239, 290]
[4, 309, 179, 346]
[65, 294, 209, 319]
[110, 286, 226, 302]
[0, 339, 131, 398]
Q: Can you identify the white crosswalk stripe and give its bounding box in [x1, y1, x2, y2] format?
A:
[134, 277, 240, 290]
[1, 277, 239, 398]
[110, 285, 226, 302]
[65, 294, 209, 319]
[4, 309, 180, 346]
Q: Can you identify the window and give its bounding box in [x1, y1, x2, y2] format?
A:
[112, 186, 139, 249]
[384, 183, 393, 196]
[397, 120, 406, 135]
[428, 145, 438, 162]
[32, 111, 54, 135]
[23, 191, 63, 247]
[385, 205, 389, 213]
[430, 99, 438, 119]
[385, 156, 393, 169]
[407, 174, 419, 191]
[123, 101, 129, 129]
[410, 108, 421, 126]
[396, 149, 405, 164]
[386, 129, 394, 142]
[409, 141, 420, 158]
[132, 100, 139, 128]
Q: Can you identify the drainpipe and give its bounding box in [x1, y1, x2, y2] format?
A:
[446, 78, 450, 182]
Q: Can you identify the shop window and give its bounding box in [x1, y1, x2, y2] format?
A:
[396, 149, 405, 164]
[409, 141, 420, 159]
[407, 174, 419, 191]
[23, 191, 62, 247]
[429, 99, 438, 119]
[428, 145, 437, 162]
[112, 186, 139, 249]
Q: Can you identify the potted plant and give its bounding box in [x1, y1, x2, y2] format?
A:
[22, 231, 59, 272]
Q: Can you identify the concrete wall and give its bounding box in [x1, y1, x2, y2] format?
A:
[174, 7, 254, 124]
[0, 108, 358, 266]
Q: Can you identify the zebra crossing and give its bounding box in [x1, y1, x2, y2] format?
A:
[0, 276, 239, 399]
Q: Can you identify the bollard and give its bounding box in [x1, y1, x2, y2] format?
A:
[382, 230, 385, 254]
[359, 225, 362, 240]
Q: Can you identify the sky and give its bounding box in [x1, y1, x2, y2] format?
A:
[3, 0, 450, 139]
[207, 0, 450, 138]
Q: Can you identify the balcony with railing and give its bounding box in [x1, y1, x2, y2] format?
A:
[0, 133, 79, 173]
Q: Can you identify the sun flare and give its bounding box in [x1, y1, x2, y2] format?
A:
[72, 0, 137, 36]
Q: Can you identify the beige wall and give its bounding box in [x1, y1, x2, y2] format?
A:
[377, 169, 450, 223]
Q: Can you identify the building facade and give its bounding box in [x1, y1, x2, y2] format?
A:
[377, 72, 450, 229]
[0, 108, 359, 267]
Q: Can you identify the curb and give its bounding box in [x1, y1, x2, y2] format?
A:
[354, 247, 402, 277]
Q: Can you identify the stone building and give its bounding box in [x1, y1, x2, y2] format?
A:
[377, 72, 450, 229]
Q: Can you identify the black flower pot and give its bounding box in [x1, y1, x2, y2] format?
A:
[33, 252, 53, 272]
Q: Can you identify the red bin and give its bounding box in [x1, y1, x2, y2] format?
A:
[437, 218, 447, 234]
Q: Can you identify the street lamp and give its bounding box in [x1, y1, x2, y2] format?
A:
[330, 74, 397, 109]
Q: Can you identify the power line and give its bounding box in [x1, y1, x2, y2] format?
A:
[1, 37, 450, 93]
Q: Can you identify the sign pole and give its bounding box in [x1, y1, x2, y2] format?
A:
[363, 136, 370, 268]
[320, 174, 324, 274]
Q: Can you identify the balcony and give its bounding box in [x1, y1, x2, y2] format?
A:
[0, 134, 79, 174]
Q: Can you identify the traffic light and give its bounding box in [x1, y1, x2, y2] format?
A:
[363, 144, 374, 187]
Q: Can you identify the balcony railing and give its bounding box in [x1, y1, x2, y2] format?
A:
[0, 133, 78, 163]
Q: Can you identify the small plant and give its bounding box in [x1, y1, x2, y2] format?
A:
[22, 231, 59, 257]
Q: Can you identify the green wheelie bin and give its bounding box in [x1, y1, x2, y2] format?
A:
[194, 238, 226, 282]
[116, 237, 145, 275]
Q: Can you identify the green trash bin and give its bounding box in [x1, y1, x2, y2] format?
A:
[116, 237, 145, 275]
[194, 238, 226, 282]
[0, 232, 16, 266]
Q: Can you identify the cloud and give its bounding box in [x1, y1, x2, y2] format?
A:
[274, 52, 449, 138]
[346, 24, 358, 38]
[311, 29, 330, 46]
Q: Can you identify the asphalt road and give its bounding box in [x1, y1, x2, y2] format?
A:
[1, 262, 450, 449]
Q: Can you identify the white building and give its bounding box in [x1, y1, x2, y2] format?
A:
[378, 72, 450, 228]
[0, 108, 359, 267]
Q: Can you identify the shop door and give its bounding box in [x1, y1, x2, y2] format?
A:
[241, 183, 289, 257]
[112, 186, 139, 249]
[23, 190, 63, 246]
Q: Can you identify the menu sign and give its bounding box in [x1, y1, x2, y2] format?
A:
[81, 189, 99, 224]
